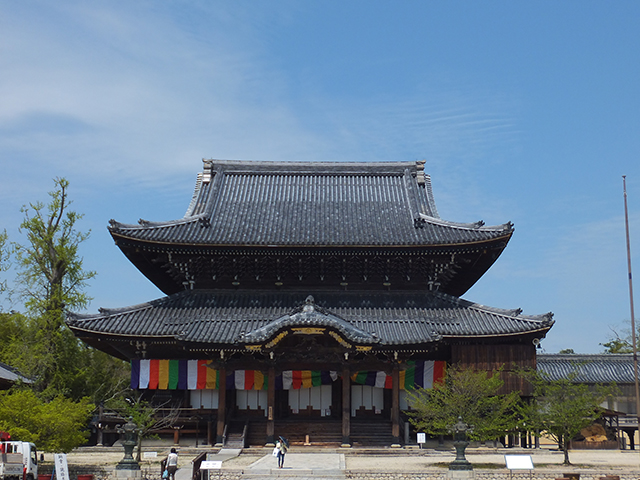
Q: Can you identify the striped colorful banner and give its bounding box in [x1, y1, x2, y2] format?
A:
[131, 359, 444, 391]
[131, 360, 337, 391]
[351, 360, 446, 390]
[277, 370, 338, 390]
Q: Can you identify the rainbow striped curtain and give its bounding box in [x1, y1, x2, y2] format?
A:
[131, 359, 219, 390]
[351, 360, 446, 390]
[277, 370, 338, 390]
[130, 360, 338, 391]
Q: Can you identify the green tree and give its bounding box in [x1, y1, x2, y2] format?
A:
[4, 177, 129, 402]
[405, 365, 521, 442]
[0, 389, 93, 452]
[558, 349, 575, 354]
[518, 369, 617, 465]
[0, 311, 31, 368]
[13, 177, 95, 318]
[76, 349, 130, 406]
[601, 326, 637, 353]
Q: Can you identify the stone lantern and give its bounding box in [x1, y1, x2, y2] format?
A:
[447, 416, 474, 479]
[116, 416, 141, 478]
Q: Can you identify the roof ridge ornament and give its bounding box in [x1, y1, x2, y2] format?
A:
[201, 159, 213, 183]
[303, 295, 315, 312]
[416, 160, 426, 186]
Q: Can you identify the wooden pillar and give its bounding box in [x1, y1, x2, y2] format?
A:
[216, 367, 226, 446]
[391, 365, 401, 447]
[266, 366, 276, 445]
[341, 365, 351, 447]
[207, 420, 214, 446]
[173, 427, 180, 445]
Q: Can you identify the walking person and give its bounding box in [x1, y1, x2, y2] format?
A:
[166, 448, 179, 480]
[275, 436, 288, 468]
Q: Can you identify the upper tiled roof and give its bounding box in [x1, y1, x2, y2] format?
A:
[67, 289, 553, 347]
[537, 354, 636, 384]
[108, 160, 513, 247]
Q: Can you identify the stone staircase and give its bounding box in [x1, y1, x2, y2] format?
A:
[224, 420, 247, 448]
[350, 419, 395, 447]
[243, 419, 397, 447]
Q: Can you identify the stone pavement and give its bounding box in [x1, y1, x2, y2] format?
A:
[56, 446, 640, 480]
[200, 447, 640, 480]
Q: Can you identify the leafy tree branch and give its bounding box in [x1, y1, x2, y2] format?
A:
[517, 368, 618, 465]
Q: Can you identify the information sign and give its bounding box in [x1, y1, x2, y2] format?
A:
[504, 455, 534, 470]
[200, 461, 222, 470]
[54, 454, 69, 480]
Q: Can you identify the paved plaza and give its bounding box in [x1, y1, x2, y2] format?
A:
[56, 446, 640, 480]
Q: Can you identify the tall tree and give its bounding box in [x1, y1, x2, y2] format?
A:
[13, 177, 95, 319]
[518, 369, 617, 465]
[8, 178, 100, 399]
[405, 365, 521, 442]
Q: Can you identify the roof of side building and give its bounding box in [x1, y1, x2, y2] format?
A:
[537, 353, 635, 384]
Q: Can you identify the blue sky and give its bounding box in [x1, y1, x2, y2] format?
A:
[1, 1, 639, 354]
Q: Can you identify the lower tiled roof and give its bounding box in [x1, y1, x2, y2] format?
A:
[67, 290, 553, 347]
[0, 362, 31, 384]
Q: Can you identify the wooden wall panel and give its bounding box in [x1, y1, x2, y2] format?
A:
[451, 343, 536, 396]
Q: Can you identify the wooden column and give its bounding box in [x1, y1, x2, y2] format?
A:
[341, 365, 351, 447]
[266, 366, 276, 445]
[207, 420, 213, 446]
[216, 367, 226, 446]
[391, 365, 401, 447]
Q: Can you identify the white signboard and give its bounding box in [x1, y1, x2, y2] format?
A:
[504, 455, 534, 470]
[417, 433, 426, 444]
[54, 454, 70, 480]
[143, 452, 158, 459]
[200, 461, 222, 470]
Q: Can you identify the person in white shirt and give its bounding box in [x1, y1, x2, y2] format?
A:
[275, 438, 288, 468]
[166, 448, 178, 480]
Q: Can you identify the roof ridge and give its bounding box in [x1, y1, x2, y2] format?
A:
[203, 158, 423, 175]
[418, 213, 514, 232]
[108, 214, 206, 231]
[538, 353, 633, 359]
[432, 290, 554, 323]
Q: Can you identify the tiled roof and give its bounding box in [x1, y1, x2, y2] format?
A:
[108, 160, 513, 247]
[0, 362, 31, 384]
[537, 354, 636, 384]
[67, 290, 553, 347]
